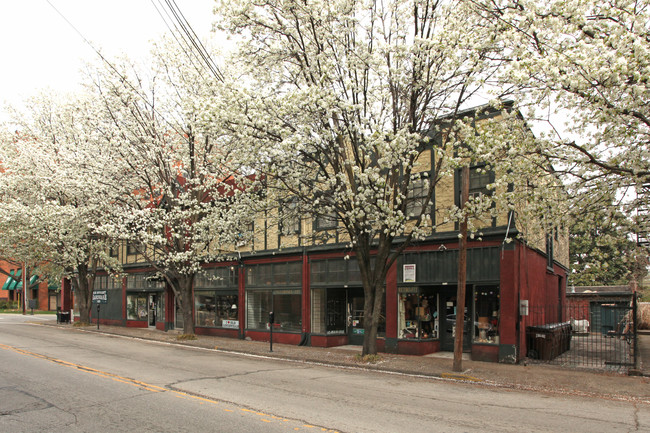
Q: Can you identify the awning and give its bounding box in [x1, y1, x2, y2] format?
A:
[1, 270, 39, 291]
[1, 269, 20, 291]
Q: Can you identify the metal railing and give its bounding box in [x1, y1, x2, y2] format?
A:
[524, 296, 637, 374]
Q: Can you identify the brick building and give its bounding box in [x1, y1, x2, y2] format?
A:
[62, 104, 569, 363]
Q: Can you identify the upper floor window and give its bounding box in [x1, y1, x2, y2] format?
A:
[406, 175, 432, 218]
[469, 166, 493, 199]
[280, 199, 300, 235]
[126, 242, 138, 256]
[314, 211, 338, 230]
[456, 165, 495, 205]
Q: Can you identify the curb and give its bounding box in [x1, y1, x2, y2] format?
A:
[34, 321, 650, 404]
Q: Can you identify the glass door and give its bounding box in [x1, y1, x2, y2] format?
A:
[440, 290, 472, 352]
[347, 288, 365, 345]
[148, 293, 157, 327]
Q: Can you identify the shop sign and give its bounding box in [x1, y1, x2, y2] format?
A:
[398, 286, 418, 294]
[403, 264, 416, 283]
[353, 328, 364, 335]
[222, 320, 239, 329]
[92, 290, 108, 304]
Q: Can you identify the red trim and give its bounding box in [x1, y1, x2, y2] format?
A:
[385, 261, 398, 339]
[238, 265, 245, 332]
[499, 246, 517, 346]
[126, 320, 148, 328]
[95, 319, 123, 326]
[245, 256, 303, 265]
[244, 330, 302, 345]
[308, 251, 356, 261]
[471, 344, 499, 362]
[302, 253, 310, 333]
[311, 335, 349, 347]
[196, 327, 239, 338]
[402, 239, 503, 253]
[202, 260, 239, 269]
[397, 339, 439, 355]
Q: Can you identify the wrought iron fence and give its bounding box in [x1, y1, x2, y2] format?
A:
[525, 296, 637, 374]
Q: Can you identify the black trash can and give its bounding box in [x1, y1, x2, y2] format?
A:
[57, 311, 70, 324]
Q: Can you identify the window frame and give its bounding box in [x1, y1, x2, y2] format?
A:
[314, 211, 338, 231]
[279, 198, 301, 236]
[405, 174, 433, 219]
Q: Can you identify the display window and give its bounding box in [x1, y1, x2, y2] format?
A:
[246, 289, 301, 332]
[473, 286, 499, 344]
[398, 288, 438, 339]
[195, 292, 239, 328]
[126, 294, 148, 320]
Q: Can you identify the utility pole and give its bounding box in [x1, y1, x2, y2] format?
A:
[453, 165, 469, 372]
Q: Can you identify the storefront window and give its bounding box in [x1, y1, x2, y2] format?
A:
[311, 288, 346, 335]
[195, 292, 239, 328]
[126, 294, 148, 320]
[398, 289, 438, 339]
[474, 287, 499, 344]
[247, 289, 301, 332]
[247, 262, 302, 287]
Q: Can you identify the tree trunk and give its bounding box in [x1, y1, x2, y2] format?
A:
[178, 274, 195, 335]
[361, 284, 377, 356]
[74, 263, 93, 325]
[361, 282, 385, 356]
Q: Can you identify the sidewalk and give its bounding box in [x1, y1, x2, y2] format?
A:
[638, 331, 650, 377]
[43, 320, 649, 404]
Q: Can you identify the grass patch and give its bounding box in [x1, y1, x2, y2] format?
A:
[73, 321, 91, 327]
[176, 334, 198, 341]
[354, 353, 383, 364]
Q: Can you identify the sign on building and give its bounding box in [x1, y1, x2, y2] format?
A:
[92, 290, 108, 304]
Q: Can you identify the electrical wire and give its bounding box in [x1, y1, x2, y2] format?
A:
[46, 0, 185, 138]
[154, 0, 224, 82]
[150, 0, 212, 81]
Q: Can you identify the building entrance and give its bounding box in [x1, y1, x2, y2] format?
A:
[439, 289, 472, 352]
[347, 289, 365, 345]
[148, 293, 157, 328]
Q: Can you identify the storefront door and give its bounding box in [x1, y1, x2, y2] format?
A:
[439, 290, 472, 352]
[347, 289, 365, 345]
[148, 294, 157, 327]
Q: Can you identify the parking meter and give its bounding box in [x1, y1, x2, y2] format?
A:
[269, 311, 274, 352]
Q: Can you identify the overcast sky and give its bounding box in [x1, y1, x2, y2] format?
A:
[0, 0, 217, 113]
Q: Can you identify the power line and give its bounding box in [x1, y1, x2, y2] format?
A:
[150, 0, 212, 81]
[45, 0, 185, 138]
[154, 0, 224, 82]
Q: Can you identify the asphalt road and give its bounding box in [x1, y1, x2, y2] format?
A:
[0, 314, 648, 432]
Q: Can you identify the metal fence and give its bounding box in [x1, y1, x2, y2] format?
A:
[525, 296, 637, 374]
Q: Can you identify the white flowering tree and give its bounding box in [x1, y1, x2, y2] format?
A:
[88, 42, 258, 335]
[215, 0, 511, 355]
[0, 93, 123, 323]
[467, 0, 650, 260]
